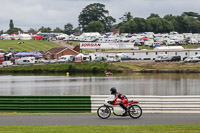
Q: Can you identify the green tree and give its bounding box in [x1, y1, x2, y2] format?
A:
[182, 12, 199, 18]
[64, 23, 73, 35]
[7, 28, 23, 35]
[73, 27, 81, 35]
[164, 14, 175, 21]
[39, 26, 51, 33]
[85, 21, 104, 33]
[175, 16, 190, 33]
[120, 12, 133, 22]
[190, 20, 200, 33]
[7, 19, 23, 34]
[146, 18, 163, 33]
[164, 15, 179, 32]
[78, 3, 115, 32]
[120, 20, 137, 33]
[104, 16, 116, 32]
[161, 19, 174, 33]
[0, 30, 3, 34]
[184, 16, 200, 33]
[9, 19, 14, 29]
[147, 13, 160, 19]
[28, 28, 37, 33]
[134, 17, 147, 33]
[53, 27, 62, 33]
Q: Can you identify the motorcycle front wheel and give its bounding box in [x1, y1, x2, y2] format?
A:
[128, 104, 142, 119]
[97, 106, 111, 119]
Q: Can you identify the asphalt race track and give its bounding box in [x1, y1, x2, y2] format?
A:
[0, 114, 200, 125]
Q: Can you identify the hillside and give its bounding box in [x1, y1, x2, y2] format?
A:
[0, 40, 62, 52]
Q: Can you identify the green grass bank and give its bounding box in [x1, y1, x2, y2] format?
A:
[112, 62, 200, 73]
[0, 125, 199, 133]
[0, 40, 61, 52]
[0, 62, 123, 74]
[2, 62, 200, 74]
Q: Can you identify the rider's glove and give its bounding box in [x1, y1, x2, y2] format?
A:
[108, 101, 113, 104]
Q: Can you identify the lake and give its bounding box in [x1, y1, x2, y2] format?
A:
[0, 73, 200, 96]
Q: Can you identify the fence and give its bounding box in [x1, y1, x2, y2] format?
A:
[0, 95, 200, 113]
[0, 96, 91, 113]
[91, 95, 200, 113]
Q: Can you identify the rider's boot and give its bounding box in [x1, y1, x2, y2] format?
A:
[121, 104, 128, 116]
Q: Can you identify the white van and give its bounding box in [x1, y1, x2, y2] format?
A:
[15, 57, 35, 65]
[58, 55, 74, 63]
[184, 56, 200, 63]
[155, 54, 169, 62]
[2, 61, 13, 67]
[106, 55, 120, 62]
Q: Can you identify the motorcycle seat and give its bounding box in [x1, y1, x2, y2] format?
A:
[128, 100, 133, 102]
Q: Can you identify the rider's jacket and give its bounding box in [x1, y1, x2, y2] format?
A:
[114, 92, 127, 100]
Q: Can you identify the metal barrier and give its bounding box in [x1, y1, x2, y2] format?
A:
[1, 95, 200, 113]
[0, 96, 91, 113]
[91, 95, 200, 113]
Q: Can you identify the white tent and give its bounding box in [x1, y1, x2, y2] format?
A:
[56, 34, 69, 40]
[80, 32, 101, 38]
[15, 34, 32, 40]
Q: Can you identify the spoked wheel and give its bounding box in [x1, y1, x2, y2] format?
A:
[128, 104, 142, 119]
[97, 106, 111, 119]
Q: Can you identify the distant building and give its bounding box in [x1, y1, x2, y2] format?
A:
[43, 47, 79, 60]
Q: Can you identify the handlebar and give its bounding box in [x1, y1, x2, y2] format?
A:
[107, 101, 113, 104]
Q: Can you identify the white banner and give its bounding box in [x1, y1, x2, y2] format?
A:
[80, 42, 135, 49]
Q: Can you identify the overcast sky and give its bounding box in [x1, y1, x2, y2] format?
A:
[0, 0, 200, 31]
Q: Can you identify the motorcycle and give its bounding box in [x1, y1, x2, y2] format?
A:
[97, 96, 142, 119]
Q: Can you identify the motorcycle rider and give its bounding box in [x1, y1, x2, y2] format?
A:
[110, 87, 128, 115]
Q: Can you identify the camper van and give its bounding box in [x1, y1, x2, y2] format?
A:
[15, 57, 35, 65]
[58, 55, 74, 63]
[74, 54, 91, 63]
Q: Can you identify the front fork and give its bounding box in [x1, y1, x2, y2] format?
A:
[104, 104, 113, 112]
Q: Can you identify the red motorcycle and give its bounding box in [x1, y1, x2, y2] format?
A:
[97, 96, 142, 119]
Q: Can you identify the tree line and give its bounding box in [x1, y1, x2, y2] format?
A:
[2, 3, 200, 35]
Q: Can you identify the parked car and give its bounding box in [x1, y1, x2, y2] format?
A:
[49, 59, 58, 64]
[2, 61, 13, 67]
[58, 55, 74, 63]
[106, 55, 120, 62]
[82, 56, 90, 62]
[38, 58, 50, 64]
[184, 56, 200, 63]
[167, 56, 181, 62]
[94, 56, 106, 62]
[121, 56, 131, 60]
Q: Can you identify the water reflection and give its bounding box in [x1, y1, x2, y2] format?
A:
[0, 73, 200, 96]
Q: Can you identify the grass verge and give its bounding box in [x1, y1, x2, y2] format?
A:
[0, 62, 123, 74]
[0, 125, 199, 133]
[114, 62, 200, 73]
[0, 40, 61, 52]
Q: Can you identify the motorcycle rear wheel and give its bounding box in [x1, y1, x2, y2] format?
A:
[97, 106, 111, 119]
[128, 104, 142, 119]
